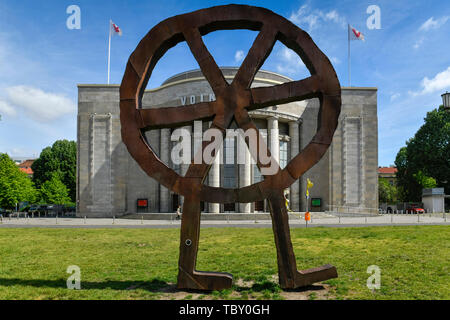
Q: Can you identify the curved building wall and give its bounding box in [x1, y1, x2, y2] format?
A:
[77, 68, 378, 217]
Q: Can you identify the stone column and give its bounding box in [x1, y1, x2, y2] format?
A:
[209, 147, 221, 213]
[239, 146, 252, 213]
[289, 120, 300, 212]
[268, 117, 280, 165]
[180, 125, 192, 207]
[208, 121, 221, 213]
[159, 128, 170, 213]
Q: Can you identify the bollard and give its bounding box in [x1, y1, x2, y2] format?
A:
[227, 214, 229, 224]
[338, 213, 341, 224]
[365, 216, 367, 224]
[84, 216, 87, 224]
[141, 216, 144, 224]
[113, 216, 115, 225]
[418, 213, 420, 223]
[391, 214, 393, 224]
[56, 215, 58, 225]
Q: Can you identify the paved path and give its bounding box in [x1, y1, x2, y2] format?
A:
[0, 215, 448, 229]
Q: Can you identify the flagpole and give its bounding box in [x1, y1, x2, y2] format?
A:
[348, 24, 351, 87]
[107, 19, 112, 85]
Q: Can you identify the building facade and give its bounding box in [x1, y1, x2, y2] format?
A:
[77, 68, 378, 217]
[378, 166, 398, 186]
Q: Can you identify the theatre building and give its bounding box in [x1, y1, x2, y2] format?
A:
[77, 68, 378, 217]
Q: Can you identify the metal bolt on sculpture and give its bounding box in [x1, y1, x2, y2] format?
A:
[120, 5, 341, 291]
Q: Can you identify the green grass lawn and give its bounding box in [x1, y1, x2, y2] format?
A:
[0, 226, 448, 300]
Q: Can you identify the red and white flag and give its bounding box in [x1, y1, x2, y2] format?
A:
[349, 25, 364, 41]
[111, 21, 122, 36]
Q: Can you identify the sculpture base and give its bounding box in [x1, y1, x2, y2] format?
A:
[177, 269, 233, 291]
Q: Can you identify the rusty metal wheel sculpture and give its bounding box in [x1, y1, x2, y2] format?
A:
[120, 5, 341, 290]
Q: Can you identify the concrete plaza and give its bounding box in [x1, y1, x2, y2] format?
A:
[0, 212, 448, 229]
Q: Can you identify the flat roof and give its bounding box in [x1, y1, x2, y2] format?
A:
[78, 67, 377, 92]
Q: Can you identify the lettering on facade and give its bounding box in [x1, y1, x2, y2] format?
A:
[180, 93, 216, 106]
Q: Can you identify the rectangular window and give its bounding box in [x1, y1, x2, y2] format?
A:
[223, 137, 236, 188]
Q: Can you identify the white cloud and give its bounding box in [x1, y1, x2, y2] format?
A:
[330, 57, 341, 65]
[234, 50, 245, 63]
[276, 47, 306, 76]
[419, 16, 449, 31]
[289, 5, 318, 30]
[410, 66, 450, 96]
[6, 147, 39, 158]
[2, 86, 76, 121]
[289, 5, 346, 31]
[390, 93, 401, 101]
[0, 99, 16, 116]
[413, 37, 424, 49]
[323, 10, 346, 27]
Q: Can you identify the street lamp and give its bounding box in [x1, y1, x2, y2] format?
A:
[442, 92, 450, 111]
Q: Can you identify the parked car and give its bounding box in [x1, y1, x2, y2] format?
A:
[63, 205, 76, 216]
[28, 205, 40, 214]
[0, 208, 11, 217]
[30, 205, 51, 215]
[406, 204, 425, 214]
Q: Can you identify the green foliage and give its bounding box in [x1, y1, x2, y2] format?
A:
[395, 106, 450, 201]
[32, 140, 76, 201]
[413, 171, 437, 189]
[378, 178, 398, 204]
[0, 153, 37, 209]
[39, 173, 71, 205]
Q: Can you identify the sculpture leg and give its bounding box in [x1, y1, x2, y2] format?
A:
[177, 197, 233, 290]
[268, 191, 338, 289]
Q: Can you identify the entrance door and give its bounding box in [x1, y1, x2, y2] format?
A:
[254, 200, 264, 212]
[172, 194, 179, 212]
[224, 203, 235, 212]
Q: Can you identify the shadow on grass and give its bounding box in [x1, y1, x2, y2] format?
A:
[0, 278, 172, 292]
[283, 284, 325, 293]
[0, 278, 327, 296]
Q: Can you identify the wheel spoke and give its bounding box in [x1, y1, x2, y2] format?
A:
[248, 75, 321, 110]
[232, 25, 278, 90]
[138, 102, 215, 129]
[184, 28, 228, 96]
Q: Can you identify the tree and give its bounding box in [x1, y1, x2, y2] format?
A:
[413, 171, 437, 189]
[32, 140, 76, 201]
[39, 173, 71, 205]
[0, 153, 37, 209]
[395, 106, 450, 202]
[378, 178, 398, 204]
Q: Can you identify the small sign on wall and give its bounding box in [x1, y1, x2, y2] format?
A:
[311, 198, 322, 208]
[137, 199, 149, 212]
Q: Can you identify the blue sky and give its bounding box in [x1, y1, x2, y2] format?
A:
[0, 0, 449, 166]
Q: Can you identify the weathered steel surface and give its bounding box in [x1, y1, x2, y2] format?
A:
[120, 4, 340, 290]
